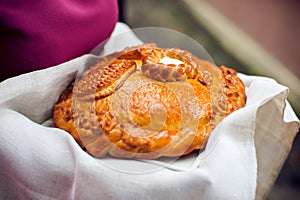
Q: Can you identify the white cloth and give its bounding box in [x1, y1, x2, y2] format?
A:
[0, 23, 299, 200]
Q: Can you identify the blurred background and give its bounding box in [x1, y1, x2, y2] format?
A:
[118, 0, 300, 199]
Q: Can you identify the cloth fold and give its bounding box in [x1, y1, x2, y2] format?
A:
[0, 22, 299, 200]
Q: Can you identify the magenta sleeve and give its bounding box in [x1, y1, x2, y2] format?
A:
[0, 0, 119, 80]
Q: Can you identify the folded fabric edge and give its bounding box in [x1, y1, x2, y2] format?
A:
[254, 89, 300, 199]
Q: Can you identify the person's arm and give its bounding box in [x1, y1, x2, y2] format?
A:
[0, 0, 118, 81]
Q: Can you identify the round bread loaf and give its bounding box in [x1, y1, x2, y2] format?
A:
[53, 43, 246, 159]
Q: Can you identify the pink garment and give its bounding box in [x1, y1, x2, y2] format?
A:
[0, 0, 118, 81]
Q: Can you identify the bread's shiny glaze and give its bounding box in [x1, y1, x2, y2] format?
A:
[53, 44, 246, 159]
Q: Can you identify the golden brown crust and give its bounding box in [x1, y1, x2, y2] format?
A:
[53, 84, 84, 147]
[220, 66, 247, 114]
[53, 43, 246, 159]
[73, 59, 137, 100]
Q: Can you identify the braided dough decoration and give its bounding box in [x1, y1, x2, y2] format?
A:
[53, 44, 246, 159]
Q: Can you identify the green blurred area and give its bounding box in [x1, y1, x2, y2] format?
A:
[121, 0, 252, 74]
